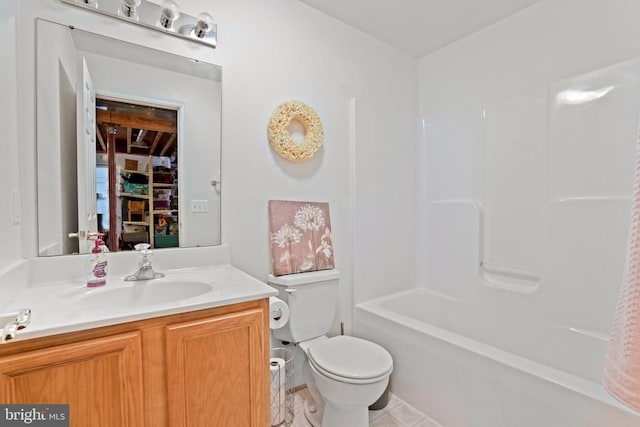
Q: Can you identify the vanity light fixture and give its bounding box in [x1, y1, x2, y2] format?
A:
[60, 0, 217, 48]
[178, 12, 216, 43]
[118, 0, 142, 20]
[158, 0, 180, 31]
[194, 12, 214, 38]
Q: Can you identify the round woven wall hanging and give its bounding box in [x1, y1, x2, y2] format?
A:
[268, 100, 324, 162]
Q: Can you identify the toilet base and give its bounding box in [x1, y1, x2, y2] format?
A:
[303, 395, 370, 427]
[321, 400, 369, 427]
[303, 396, 322, 427]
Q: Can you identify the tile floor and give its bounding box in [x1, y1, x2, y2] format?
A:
[290, 387, 441, 427]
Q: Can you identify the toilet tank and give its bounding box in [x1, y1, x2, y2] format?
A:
[268, 269, 340, 343]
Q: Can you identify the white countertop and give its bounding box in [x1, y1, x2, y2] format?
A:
[0, 247, 277, 341]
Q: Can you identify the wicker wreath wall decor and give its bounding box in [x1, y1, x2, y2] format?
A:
[268, 100, 324, 162]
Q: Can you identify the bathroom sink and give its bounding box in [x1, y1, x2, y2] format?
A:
[78, 280, 213, 310]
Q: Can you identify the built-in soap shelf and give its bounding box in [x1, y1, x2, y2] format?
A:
[430, 200, 541, 294]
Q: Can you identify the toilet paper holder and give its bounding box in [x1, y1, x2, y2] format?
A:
[269, 297, 290, 330]
[270, 347, 294, 426]
[271, 308, 283, 320]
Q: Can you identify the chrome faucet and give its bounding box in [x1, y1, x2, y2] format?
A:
[125, 243, 165, 281]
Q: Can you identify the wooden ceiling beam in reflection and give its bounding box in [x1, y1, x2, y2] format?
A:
[126, 127, 132, 153]
[160, 133, 176, 156]
[150, 131, 164, 153]
[96, 110, 177, 133]
[96, 125, 106, 152]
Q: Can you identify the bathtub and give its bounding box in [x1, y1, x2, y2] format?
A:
[355, 288, 640, 427]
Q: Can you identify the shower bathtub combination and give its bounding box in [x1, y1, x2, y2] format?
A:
[355, 288, 640, 427]
[354, 52, 640, 427]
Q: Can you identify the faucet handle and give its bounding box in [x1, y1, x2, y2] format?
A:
[134, 243, 153, 258]
[133, 243, 154, 268]
[125, 243, 164, 281]
[134, 243, 151, 252]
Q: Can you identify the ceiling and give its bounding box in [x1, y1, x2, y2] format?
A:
[95, 99, 178, 159]
[297, 0, 543, 57]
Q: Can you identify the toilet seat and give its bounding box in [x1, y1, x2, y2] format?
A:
[307, 336, 393, 385]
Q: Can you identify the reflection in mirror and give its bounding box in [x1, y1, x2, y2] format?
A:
[96, 99, 179, 252]
[36, 19, 222, 256]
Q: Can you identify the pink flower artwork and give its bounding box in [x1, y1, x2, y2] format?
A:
[268, 200, 335, 276]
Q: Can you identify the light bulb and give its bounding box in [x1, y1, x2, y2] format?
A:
[159, 0, 180, 30]
[118, 0, 142, 20]
[194, 12, 213, 38]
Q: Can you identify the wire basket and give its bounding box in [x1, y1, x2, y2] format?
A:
[270, 347, 295, 426]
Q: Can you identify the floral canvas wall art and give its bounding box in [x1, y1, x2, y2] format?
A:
[269, 200, 335, 276]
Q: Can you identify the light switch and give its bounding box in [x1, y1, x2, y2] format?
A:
[190, 200, 208, 213]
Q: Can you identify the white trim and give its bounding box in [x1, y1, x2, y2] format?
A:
[348, 97, 357, 334]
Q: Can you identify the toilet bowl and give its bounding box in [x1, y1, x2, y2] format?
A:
[299, 335, 393, 427]
[267, 270, 393, 427]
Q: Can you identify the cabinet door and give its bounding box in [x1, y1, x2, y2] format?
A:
[166, 308, 268, 427]
[0, 332, 144, 427]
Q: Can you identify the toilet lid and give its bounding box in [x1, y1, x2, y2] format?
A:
[307, 336, 393, 382]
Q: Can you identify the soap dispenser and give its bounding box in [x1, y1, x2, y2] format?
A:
[87, 235, 108, 287]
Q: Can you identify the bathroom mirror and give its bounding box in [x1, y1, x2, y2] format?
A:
[36, 19, 221, 256]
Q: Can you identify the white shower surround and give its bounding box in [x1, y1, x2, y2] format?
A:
[375, 1, 640, 424]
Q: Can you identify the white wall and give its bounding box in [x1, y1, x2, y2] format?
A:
[190, 0, 419, 314]
[59, 62, 79, 255]
[188, 0, 418, 328]
[36, 19, 79, 256]
[0, 0, 22, 272]
[418, 0, 640, 335]
[14, 0, 418, 336]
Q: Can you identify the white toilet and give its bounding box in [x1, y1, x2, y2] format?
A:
[268, 269, 393, 427]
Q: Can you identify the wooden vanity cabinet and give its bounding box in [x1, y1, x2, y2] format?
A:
[0, 299, 270, 427]
[0, 332, 144, 426]
[166, 307, 268, 426]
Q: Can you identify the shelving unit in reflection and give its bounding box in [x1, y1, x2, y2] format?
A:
[117, 155, 179, 250]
